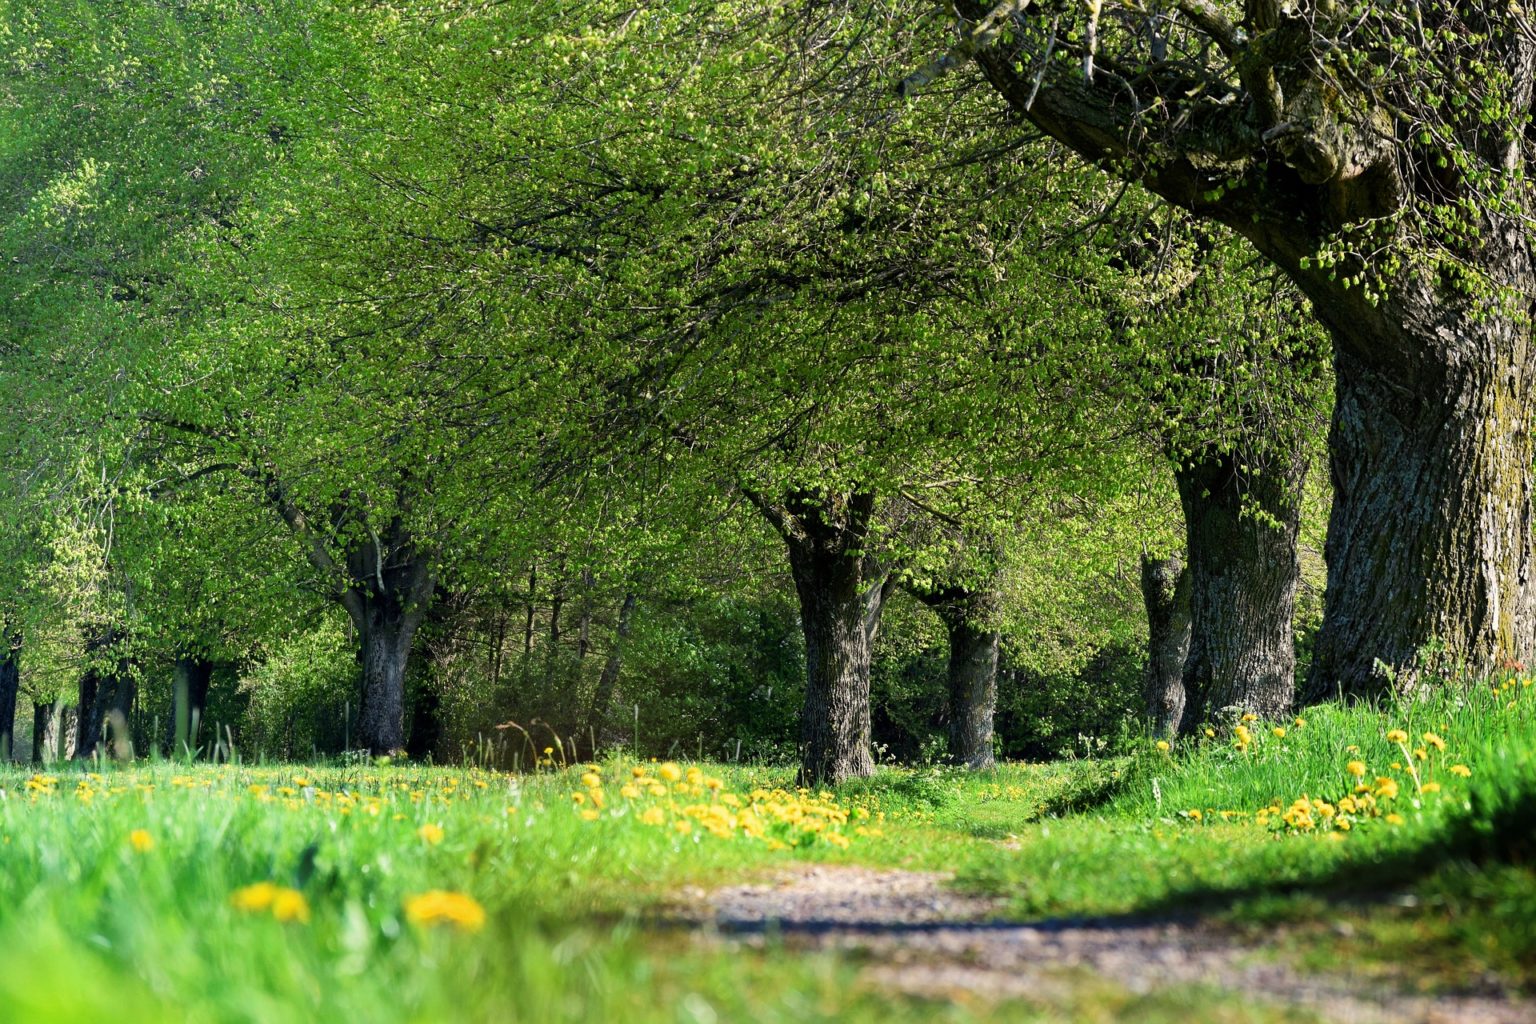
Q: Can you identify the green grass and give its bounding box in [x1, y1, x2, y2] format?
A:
[1, 677, 1532, 1021]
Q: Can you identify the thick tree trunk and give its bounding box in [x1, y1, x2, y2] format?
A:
[1140, 554, 1191, 737]
[753, 490, 888, 787]
[1302, 302, 1536, 698]
[936, 603, 999, 770]
[75, 668, 101, 760]
[356, 600, 418, 755]
[790, 550, 878, 785]
[912, 585, 1000, 770]
[1175, 449, 1306, 728]
[167, 655, 213, 757]
[0, 634, 18, 762]
[586, 591, 638, 746]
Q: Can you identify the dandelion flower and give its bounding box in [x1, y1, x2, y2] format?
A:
[1421, 782, 1441, 794]
[639, 807, 666, 826]
[658, 763, 683, 783]
[128, 829, 154, 853]
[1386, 729, 1409, 744]
[417, 823, 445, 845]
[1422, 732, 1446, 751]
[580, 772, 601, 789]
[580, 809, 600, 821]
[1294, 717, 1307, 728]
[1385, 813, 1405, 825]
[1156, 740, 1170, 752]
[1346, 760, 1367, 778]
[1272, 727, 1287, 739]
[404, 891, 486, 933]
[1204, 728, 1216, 739]
[1374, 777, 1400, 800]
[673, 820, 693, 836]
[271, 889, 310, 924]
[1449, 764, 1471, 777]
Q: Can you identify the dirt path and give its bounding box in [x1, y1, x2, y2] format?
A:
[683, 864, 1530, 1024]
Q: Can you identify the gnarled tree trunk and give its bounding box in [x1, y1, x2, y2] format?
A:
[1175, 448, 1307, 727]
[1300, 286, 1536, 698]
[1139, 553, 1191, 737]
[751, 489, 889, 786]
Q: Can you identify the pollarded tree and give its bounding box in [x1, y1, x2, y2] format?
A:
[904, 0, 1536, 697]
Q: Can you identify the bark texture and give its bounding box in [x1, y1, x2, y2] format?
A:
[1175, 449, 1306, 727]
[32, 700, 59, 764]
[1139, 554, 1191, 737]
[751, 489, 890, 786]
[913, 585, 1000, 770]
[1299, 286, 1536, 698]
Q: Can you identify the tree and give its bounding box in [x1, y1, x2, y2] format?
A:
[905, 0, 1536, 697]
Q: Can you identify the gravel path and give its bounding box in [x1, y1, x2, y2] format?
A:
[683, 864, 1531, 1024]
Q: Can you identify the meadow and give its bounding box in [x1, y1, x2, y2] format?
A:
[1, 674, 1532, 1024]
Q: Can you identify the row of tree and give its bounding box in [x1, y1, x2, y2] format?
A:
[1, 0, 1525, 783]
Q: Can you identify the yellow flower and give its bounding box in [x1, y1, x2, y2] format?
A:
[639, 807, 666, 826]
[271, 889, 311, 924]
[1293, 717, 1307, 728]
[673, 820, 693, 836]
[1385, 813, 1405, 825]
[1423, 732, 1446, 751]
[1386, 729, 1408, 744]
[1241, 713, 1258, 722]
[580, 772, 602, 789]
[1272, 727, 1287, 739]
[620, 784, 641, 800]
[128, 829, 154, 853]
[1186, 809, 1202, 821]
[1374, 777, 1400, 800]
[580, 809, 601, 821]
[1203, 728, 1216, 739]
[658, 763, 683, 783]
[1449, 764, 1472, 777]
[404, 890, 486, 933]
[231, 882, 279, 912]
[1155, 740, 1170, 752]
[1421, 782, 1441, 794]
[417, 823, 445, 845]
[631, 765, 648, 778]
[1413, 747, 1429, 761]
[1346, 760, 1367, 778]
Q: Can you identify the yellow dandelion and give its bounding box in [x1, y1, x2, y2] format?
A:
[404, 891, 486, 933]
[580, 772, 601, 789]
[128, 829, 155, 853]
[1374, 777, 1400, 800]
[1294, 717, 1306, 727]
[417, 823, 445, 845]
[639, 807, 666, 826]
[230, 882, 279, 913]
[1385, 813, 1405, 825]
[1386, 729, 1408, 744]
[1346, 760, 1367, 778]
[1449, 764, 1471, 777]
[658, 763, 683, 783]
[1423, 732, 1446, 751]
[271, 889, 310, 924]
[1204, 728, 1216, 739]
[1272, 727, 1287, 739]
[1421, 782, 1441, 794]
[580, 809, 601, 821]
[673, 820, 693, 836]
[1156, 740, 1170, 752]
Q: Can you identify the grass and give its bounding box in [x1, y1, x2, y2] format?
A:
[0, 673, 1532, 1021]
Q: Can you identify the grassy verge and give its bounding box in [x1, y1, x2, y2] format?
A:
[0, 674, 1531, 1019]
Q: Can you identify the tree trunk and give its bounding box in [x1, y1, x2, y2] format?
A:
[1175, 449, 1306, 728]
[577, 569, 594, 660]
[911, 585, 1000, 770]
[586, 591, 638, 747]
[167, 655, 213, 757]
[356, 598, 419, 755]
[751, 490, 888, 787]
[935, 602, 1000, 770]
[1140, 553, 1191, 737]
[75, 668, 101, 760]
[1302, 302, 1536, 698]
[0, 634, 18, 762]
[523, 565, 537, 655]
[32, 699, 61, 764]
